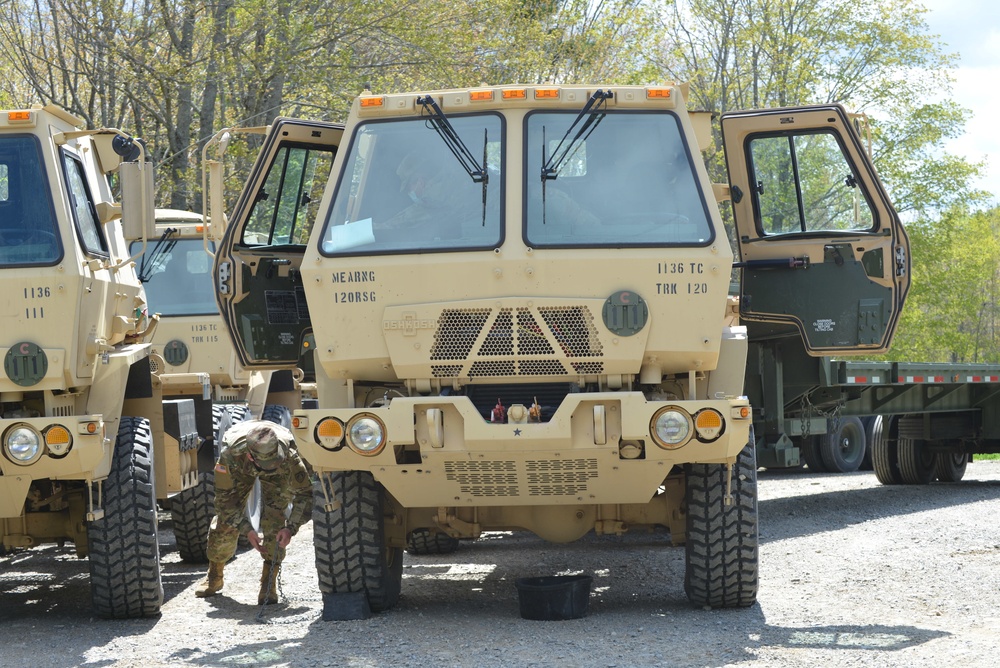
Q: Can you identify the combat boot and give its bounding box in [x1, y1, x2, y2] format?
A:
[259, 562, 280, 605]
[195, 561, 225, 597]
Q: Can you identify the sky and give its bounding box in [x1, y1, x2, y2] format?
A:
[919, 0, 1000, 203]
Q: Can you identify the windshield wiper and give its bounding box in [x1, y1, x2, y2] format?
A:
[138, 228, 178, 283]
[416, 95, 488, 185]
[416, 95, 491, 226]
[541, 89, 613, 182]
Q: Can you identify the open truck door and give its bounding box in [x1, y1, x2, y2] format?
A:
[722, 105, 910, 355]
[214, 119, 343, 367]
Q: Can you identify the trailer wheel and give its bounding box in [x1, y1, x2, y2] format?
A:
[859, 416, 879, 470]
[406, 529, 460, 555]
[818, 417, 866, 473]
[87, 417, 164, 619]
[898, 437, 936, 485]
[684, 431, 758, 609]
[797, 435, 828, 472]
[935, 450, 968, 482]
[313, 471, 403, 612]
[871, 415, 904, 485]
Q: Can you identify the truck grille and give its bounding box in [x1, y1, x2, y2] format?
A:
[444, 457, 599, 497]
[429, 306, 604, 378]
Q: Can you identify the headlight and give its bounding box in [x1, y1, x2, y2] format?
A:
[651, 407, 692, 449]
[5, 424, 43, 464]
[346, 414, 386, 456]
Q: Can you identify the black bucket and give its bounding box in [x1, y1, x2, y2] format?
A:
[515, 575, 593, 621]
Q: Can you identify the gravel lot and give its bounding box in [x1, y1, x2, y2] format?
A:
[3, 460, 1000, 668]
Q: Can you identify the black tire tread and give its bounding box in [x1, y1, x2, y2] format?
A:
[406, 529, 460, 555]
[898, 436, 936, 485]
[170, 473, 214, 563]
[935, 451, 968, 482]
[684, 438, 759, 609]
[87, 417, 164, 619]
[871, 415, 903, 485]
[313, 471, 402, 612]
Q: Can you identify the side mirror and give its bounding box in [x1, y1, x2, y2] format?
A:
[120, 162, 156, 242]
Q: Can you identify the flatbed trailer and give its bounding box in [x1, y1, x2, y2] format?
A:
[749, 339, 1000, 483]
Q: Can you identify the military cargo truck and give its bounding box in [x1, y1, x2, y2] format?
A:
[212, 85, 909, 610]
[0, 104, 204, 618]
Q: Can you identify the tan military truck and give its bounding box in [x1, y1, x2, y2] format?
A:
[0, 104, 203, 618]
[213, 84, 909, 611]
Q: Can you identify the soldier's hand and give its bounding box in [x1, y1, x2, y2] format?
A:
[247, 530, 266, 555]
[276, 527, 293, 548]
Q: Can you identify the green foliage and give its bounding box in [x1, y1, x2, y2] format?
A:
[881, 207, 1000, 363]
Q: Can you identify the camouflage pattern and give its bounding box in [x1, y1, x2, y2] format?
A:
[205, 420, 313, 564]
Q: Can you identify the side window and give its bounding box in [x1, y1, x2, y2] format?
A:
[748, 131, 874, 235]
[62, 150, 108, 255]
[242, 144, 336, 246]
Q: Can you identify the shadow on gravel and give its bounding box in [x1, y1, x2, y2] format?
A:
[755, 622, 947, 653]
[757, 473, 1000, 543]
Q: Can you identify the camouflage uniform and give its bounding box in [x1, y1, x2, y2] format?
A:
[206, 419, 313, 565]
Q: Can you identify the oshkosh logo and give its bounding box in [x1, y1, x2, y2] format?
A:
[383, 313, 437, 336]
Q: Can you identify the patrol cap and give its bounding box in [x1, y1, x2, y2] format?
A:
[396, 152, 422, 192]
[246, 423, 287, 471]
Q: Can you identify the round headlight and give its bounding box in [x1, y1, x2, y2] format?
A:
[347, 415, 386, 455]
[6, 425, 42, 464]
[651, 408, 691, 448]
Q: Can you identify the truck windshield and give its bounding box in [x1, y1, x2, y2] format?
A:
[524, 111, 714, 248]
[321, 113, 503, 256]
[0, 136, 62, 266]
[129, 238, 217, 316]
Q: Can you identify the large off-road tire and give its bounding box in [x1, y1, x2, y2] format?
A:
[172, 405, 233, 563]
[262, 404, 292, 429]
[818, 417, 866, 473]
[935, 450, 969, 482]
[87, 417, 164, 619]
[313, 471, 403, 612]
[684, 433, 759, 609]
[227, 404, 252, 424]
[406, 529, 460, 555]
[871, 415, 904, 485]
[170, 473, 214, 563]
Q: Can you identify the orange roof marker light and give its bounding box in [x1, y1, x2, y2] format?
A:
[646, 88, 673, 100]
[8, 111, 32, 123]
[534, 88, 560, 100]
[359, 96, 385, 108]
[470, 90, 494, 102]
[502, 89, 527, 100]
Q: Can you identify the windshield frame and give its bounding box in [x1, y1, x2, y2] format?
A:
[522, 109, 716, 250]
[318, 111, 506, 258]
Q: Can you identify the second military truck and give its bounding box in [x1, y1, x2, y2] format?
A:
[212, 84, 910, 611]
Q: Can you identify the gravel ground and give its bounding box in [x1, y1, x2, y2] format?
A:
[3, 461, 1000, 668]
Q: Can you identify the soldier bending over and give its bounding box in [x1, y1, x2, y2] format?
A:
[195, 420, 313, 604]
